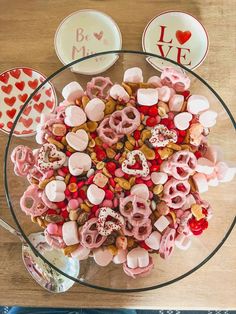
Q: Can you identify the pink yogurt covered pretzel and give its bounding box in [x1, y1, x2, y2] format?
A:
[159, 227, 176, 259]
[97, 116, 123, 146]
[122, 218, 152, 241]
[86, 76, 113, 99]
[20, 185, 48, 217]
[161, 67, 190, 92]
[162, 178, 191, 209]
[80, 218, 107, 249]
[11, 145, 35, 176]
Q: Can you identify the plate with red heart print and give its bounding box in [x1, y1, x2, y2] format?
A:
[0, 67, 57, 137]
[142, 11, 209, 71]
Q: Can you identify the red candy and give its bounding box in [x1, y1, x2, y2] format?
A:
[148, 105, 158, 117]
[146, 117, 158, 127]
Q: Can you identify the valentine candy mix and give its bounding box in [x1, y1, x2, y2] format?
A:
[11, 66, 236, 278]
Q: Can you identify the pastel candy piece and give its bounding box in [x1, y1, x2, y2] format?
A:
[71, 245, 90, 260]
[93, 173, 108, 188]
[130, 184, 149, 200]
[199, 110, 217, 128]
[64, 105, 87, 127]
[109, 84, 130, 103]
[144, 231, 161, 250]
[68, 199, 80, 210]
[161, 67, 190, 91]
[204, 145, 222, 163]
[206, 171, 219, 187]
[175, 234, 191, 250]
[45, 180, 66, 202]
[113, 249, 127, 264]
[87, 184, 105, 205]
[169, 94, 184, 112]
[174, 112, 192, 130]
[192, 173, 208, 193]
[157, 86, 171, 102]
[216, 161, 236, 182]
[68, 152, 92, 176]
[62, 81, 84, 102]
[187, 95, 209, 114]
[123, 67, 143, 83]
[137, 88, 158, 106]
[44, 230, 65, 249]
[62, 221, 80, 246]
[147, 76, 162, 87]
[66, 129, 89, 152]
[182, 194, 196, 210]
[127, 247, 149, 269]
[196, 157, 215, 175]
[84, 98, 105, 121]
[47, 223, 62, 236]
[154, 215, 170, 232]
[93, 247, 113, 266]
[151, 172, 168, 185]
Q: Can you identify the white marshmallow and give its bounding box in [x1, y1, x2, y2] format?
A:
[145, 231, 161, 250]
[130, 184, 149, 200]
[175, 234, 192, 250]
[123, 67, 143, 83]
[62, 81, 84, 102]
[137, 88, 158, 106]
[187, 95, 209, 114]
[62, 221, 80, 246]
[127, 247, 149, 269]
[109, 84, 130, 103]
[151, 172, 168, 185]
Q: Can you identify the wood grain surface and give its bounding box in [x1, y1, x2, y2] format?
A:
[0, 0, 235, 310]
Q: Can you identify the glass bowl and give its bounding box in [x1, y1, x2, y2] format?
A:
[4, 50, 236, 292]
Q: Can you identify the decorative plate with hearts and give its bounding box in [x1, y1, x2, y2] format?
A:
[0, 67, 57, 137]
[54, 9, 122, 75]
[142, 11, 209, 71]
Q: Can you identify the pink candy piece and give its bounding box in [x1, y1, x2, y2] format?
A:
[84, 98, 105, 122]
[122, 218, 152, 241]
[68, 199, 80, 210]
[44, 230, 66, 249]
[97, 117, 122, 146]
[37, 143, 66, 171]
[130, 184, 149, 200]
[80, 218, 106, 249]
[199, 110, 217, 128]
[47, 223, 62, 236]
[181, 194, 196, 210]
[196, 157, 215, 175]
[71, 245, 90, 260]
[137, 88, 158, 106]
[154, 216, 170, 232]
[97, 207, 124, 236]
[123, 256, 154, 278]
[66, 129, 89, 151]
[159, 227, 176, 259]
[147, 76, 162, 87]
[93, 247, 113, 267]
[127, 247, 150, 269]
[169, 94, 184, 112]
[123, 67, 143, 83]
[64, 105, 87, 127]
[109, 106, 140, 135]
[113, 249, 127, 264]
[114, 168, 125, 177]
[87, 184, 105, 205]
[192, 173, 208, 193]
[174, 112, 192, 130]
[151, 171, 168, 185]
[20, 185, 48, 217]
[62, 81, 84, 102]
[93, 173, 108, 188]
[86, 76, 113, 99]
[68, 152, 92, 176]
[161, 67, 190, 92]
[11, 145, 35, 176]
[162, 178, 191, 209]
[62, 221, 80, 246]
[149, 124, 177, 148]
[109, 84, 130, 103]
[42, 191, 58, 209]
[144, 231, 161, 250]
[187, 95, 209, 114]
[157, 86, 171, 102]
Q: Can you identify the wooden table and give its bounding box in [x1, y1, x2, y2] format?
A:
[0, 0, 235, 310]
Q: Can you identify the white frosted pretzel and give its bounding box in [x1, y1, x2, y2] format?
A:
[97, 207, 124, 236]
[109, 106, 141, 135]
[122, 218, 152, 241]
[149, 124, 178, 148]
[162, 178, 191, 209]
[86, 76, 113, 99]
[97, 117, 122, 146]
[161, 151, 197, 180]
[159, 227, 176, 259]
[80, 218, 107, 249]
[122, 150, 150, 177]
[37, 143, 66, 171]
[161, 67, 190, 92]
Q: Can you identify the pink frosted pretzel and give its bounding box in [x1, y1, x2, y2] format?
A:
[109, 107, 141, 135]
[86, 76, 113, 99]
[11, 145, 35, 176]
[97, 117, 122, 146]
[162, 178, 191, 209]
[27, 167, 54, 185]
[80, 218, 107, 249]
[44, 230, 66, 249]
[161, 67, 190, 92]
[159, 227, 176, 259]
[161, 151, 197, 180]
[122, 218, 152, 241]
[20, 185, 48, 217]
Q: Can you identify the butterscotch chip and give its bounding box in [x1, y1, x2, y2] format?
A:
[167, 143, 182, 151]
[82, 95, 90, 109]
[63, 244, 79, 256]
[47, 137, 64, 150]
[121, 82, 133, 95]
[38, 177, 55, 189]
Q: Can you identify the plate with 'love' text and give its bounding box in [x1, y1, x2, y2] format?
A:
[0, 67, 57, 137]
[142, 11, 209, 71]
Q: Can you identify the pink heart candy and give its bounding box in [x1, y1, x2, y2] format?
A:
[45, 180, 66, 202]
[84, 98, 105, 121]
[199, 110, 217, 128]
[174, 112, 192, 130]
[123, 67, 143, 83]
[64, 105, 87, 127]
[127, 247, 150, 269]
[187, 95, 209, 114]
[87, 184, 105, 205]
[66, 129, 88, 151]
[151, 171, 168, 185]
[68, 152, 92, 176]
[137, 88, 158, 106]
[130, 183, 149, 200]
[62, 81, 84, 102]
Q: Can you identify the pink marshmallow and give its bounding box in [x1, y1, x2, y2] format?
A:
[157, 86, 171, 102]
[93, 247, 113, 266]
[192, 173, 208, 193]
[187, 95, 209, 114]
[147, 76, 162, 87]
[109, 84, 130, 103]
[71, 245, 90, 260]
[169, 94, 184, 112]
[123, 67, 143, 83]
[130, 184, 149, 200]
[151, 172, 168, 185]
[144, 231, 161, 250]
[174, 112, 192, 130]
[137, 88, 158, 106]
[199, 110, 217, 128]
[154, 216, 170, 232]
[62, 81, 84, 102]
[127, 247, 149, 269]
[62, 221, 80, 246]
[64, 105, 87, 127]
[196, 157, 215, 175]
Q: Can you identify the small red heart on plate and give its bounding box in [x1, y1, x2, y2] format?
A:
[28, 79, 38, 89]
[23, 106, 32, 116]
[45, 88, 52, 97]
[4, 96, 16, 106]
[46, 100, 54, 109]
[22, 68, 33, 77]
[1, 84, 13, 94]
[22, 129, 34, 134]
[7, 108, 17, 119]
[7, 121, 13, 129]
[33, 93, 41, 102]
[18, 94, 28, 103]
[33, 102, 44, 113]
[176, 30, 192, 45]
[39, 77, 45, 83]
[0, 122, 4, 128]
[0, 73, 10, 84]
[19, 117, 33, 128]
[35, 117, 40, 123]
[0, 112, 2, 118]
[15, 81, 25, 91]
[94, 31, 103, 40]
[10, 69, 21, 79]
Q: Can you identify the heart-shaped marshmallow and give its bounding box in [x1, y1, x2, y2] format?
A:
[130, 184, 149, 200]
[93, 247, 113, 266]
[68, 152, 92, 176]
[151, 171, 168, 185]
[123, 67, 143, 83]
[64, 105, 87, 127]
[87, 184, 105, 205]
[66, 129, 88, 151]
[127, 247, 150, 269]
[45, 180, 66, 202]
[122, 150, 150, 177]
[109, 84, 130, 103]
[84, 98, 105, 121]
[196, 157, 215, 175]
[137, 88, 158, 106]
[187, 95, 209, 114]
[62, 81, 84, 102]
[157, 86, 171, 102]
[174, 112, 192, 130]
[144, 231, 162, 250]
[199, 110, 217, 128]
[216, 161, 236, 182]
[169, 94, 184, 112]
[62, 221, 80, 246]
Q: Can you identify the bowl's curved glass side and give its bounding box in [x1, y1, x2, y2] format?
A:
[4, 51, 236, 291]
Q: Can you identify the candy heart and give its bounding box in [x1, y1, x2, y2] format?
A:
[122, 150, 150, 177]
[62, 221, 80, 246]
[71, 245, 90, 260]
[37, 143, 66, 171]
[199, 110, 217, 128]
[84, 98, 105, 121]
[68, 152, 92, 176]
[157, 86, 171, 102]
[151, 172, 168, 185]
[97, 207, 124, 236]
[137, 88, 158, 106]
[147, 76, 162, 87]
[93, 173, 108, 188]
[64, 105, 87, 127]
[196, 157, 215, 175]
[154, 215, 170, 232]
[66, 129, 88, 151]
[192, 173, 208, 193]
[123, 67, 143, 83]
[144, 231, 162, 250]
[175, 234, 191, 250]
[62, 81, 84, 102]
[187, 95, 209, 114]
[109, 84, 130, 103]
[87, 184, 105, 205]
[169, 94, 184, 112]
[93, 247, 113, 266]
[174, 112, 192, 130]
[149, 124, 177, 147]
[130, 184, 149, 200]
[127, 247, 149, 269]
[113, 249, 127, 264]
[45, 180, 66, 202]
